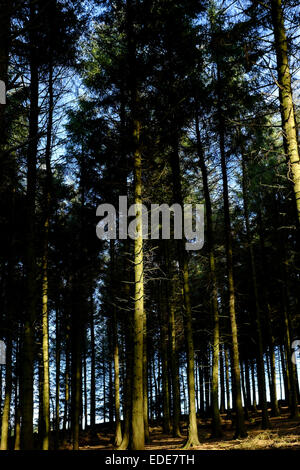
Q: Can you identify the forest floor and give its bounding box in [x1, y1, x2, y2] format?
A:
[75, 407, 300, 451]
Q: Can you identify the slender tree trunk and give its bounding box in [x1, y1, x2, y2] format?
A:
[0, 126, 15, 450]
[165, 245, 182, 437]
[225, 348, 231, 415]
[271, 0, 300, 222]
[63, 331, 70, 437]
[71, 318, 81, 450]
[160, 280, 171, 434]
[204, 350, 210, 417]
[280, 344, 288, 405]
[169, 133, 200, 448]
[41, 58, 54, 451]
[130, 109, 145, 450]
[1, 338, 12, 450]
[143, 313, 150, 443]
[257, 208, 280, 416]
[110, 240, 123, 447]
[90, 298, 96, 429]
[241, 150, 270, 428]
[108, 338, 114, 426]
[195, 113, 222, 437]
[244, 359, 252, 413]
[22, 1, 39, 449]
[251, 359, 258, 412]
[126, 0, 145, 449]
[240, 361, 249, 420]
[14, 407, 21, 451]
[220, 346, 225, 414]
[217, 81, 247, 437]
[199, 357, 204, 417]
[0, 0, 11, 162]
[55, 307, 60, 448]
[116, 284, 133, 450]
[83, 345, 88, 430]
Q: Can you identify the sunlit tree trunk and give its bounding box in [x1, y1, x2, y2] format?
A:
[41, 58, 54, 451]
[131, 112, 145, 450]
[125, 0, 145, 450]
[1, 338, 12, 449]
[110, 240, 122, 447]
[117, 303, 133, 450]
[220, 346, 226, 414]
[271, 0, 300, 223]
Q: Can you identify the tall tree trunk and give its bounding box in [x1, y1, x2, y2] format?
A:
[41, 58, 54, 451]
[204, 349, 210, 417]
[0, 0, 11, 165]
[217, 85, 247, 437]
[143, 313, 150, 443]
[130, 108, 145, 450]
[71, 310, 81, 450]
[271, 0, 300, 223]
[165, 243, 182, 437]
[63, 328, 70, 437]
[160, 280, 171, 434]
[55, 307, 60, 448]
[90, 297, 96, 429]
[195, 113, 222, 437]
[21, 1, 39, 449]
[110, 240, 123, 447]
[241, 150, 270, 428]
[244, 359, 252, 413]
[279, 344, 288, 405]
[240, 361, 249, 420]
[219, 346, 226, 414]
[83, 344, 88, 430]
[198, 356, 205, 416]
[1, 338, 12, 450]
[117, 301, 133, 450]
[126, 0, 145, 449]
[251, 359, 258, 412]
[257, 208, 280, 416]
[0, 85, 14, 448]
[170, 134, 200, 448]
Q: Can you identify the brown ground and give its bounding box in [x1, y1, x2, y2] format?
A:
[75, 407, 300, 451]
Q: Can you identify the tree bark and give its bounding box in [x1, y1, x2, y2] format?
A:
[271, 0, 300, 223]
